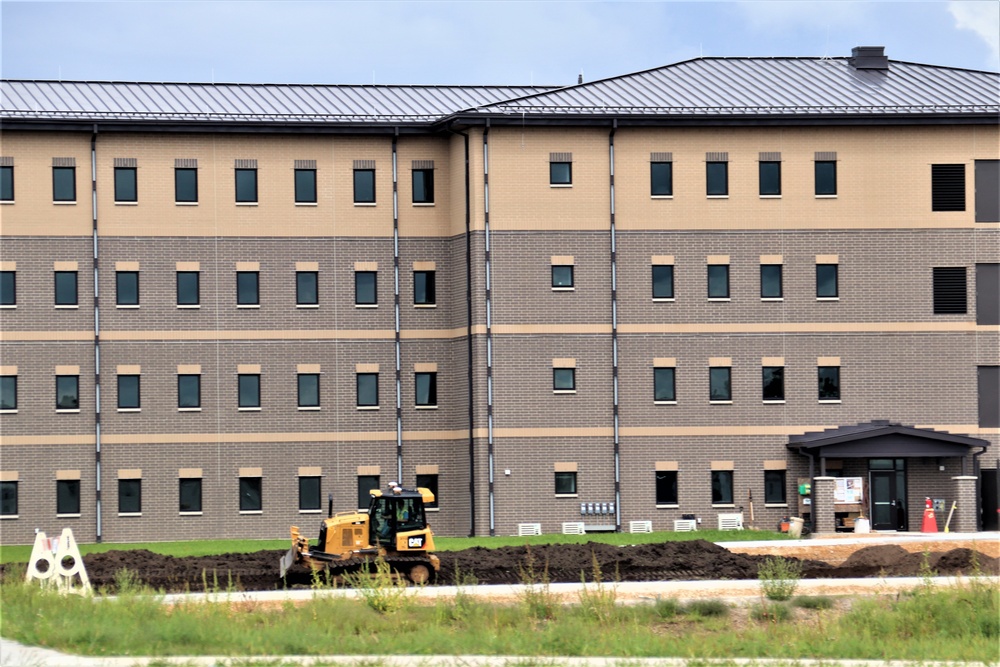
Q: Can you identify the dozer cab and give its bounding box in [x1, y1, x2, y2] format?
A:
[280, 484, 439, 584]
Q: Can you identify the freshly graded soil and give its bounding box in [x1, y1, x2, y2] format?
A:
[3, 539, 996, 594]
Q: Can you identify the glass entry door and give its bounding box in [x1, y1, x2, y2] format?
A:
[869, 459, 907, 531]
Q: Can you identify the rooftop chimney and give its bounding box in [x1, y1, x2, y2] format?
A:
[578, 73, 583, 84]
[849, 46, 889, 70]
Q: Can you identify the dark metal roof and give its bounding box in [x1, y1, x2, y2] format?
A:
[788, 420, 989, 458]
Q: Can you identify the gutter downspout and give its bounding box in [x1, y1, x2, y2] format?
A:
[608, 121, 621, 532]
[483, 121, 495, 536]
[91, 125, 102, 542]
[972, 445, 987, 531]
[392, 130, 403, 484]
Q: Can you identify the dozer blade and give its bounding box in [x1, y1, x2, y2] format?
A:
[279, 546, 298, 579]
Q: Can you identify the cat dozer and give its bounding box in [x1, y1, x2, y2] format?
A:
[280, 484, 439, 584]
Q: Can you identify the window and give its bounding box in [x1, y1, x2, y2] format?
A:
[295, 169, 317, 203]
[357, 373, 378, 407]
[299, 476, 321, 511]
[654, 367, 676, 402]
[709, 367, 731, 402]
[414, 270, 436, 305]
[553, 368, 576, 392]
[0, 376, 16, 410]
[818, 366, 840, 401]
[114, 167, 137, 202]
[355, 271, 376, 305]
[179, 478, 202, 512]
[651, 265, 674, 299]
[555, 471, 577, 495]
[236, 271, 259, 306]
[117, 375, 140, 409]
[977, 264, 999, 325]
[759, 161, 781, 196]
[816, 264, 838, 298]
[177, 271, 200, 306]
[354, 169, 375, 203]
[298, 373, 319, 408]
[975, 160, 999, 222]
[415, 473, 439, 508]
[0, 165, 13, 201]
[655, 471, 678, 505]
[415, 372, 437, 407]
[551, 265, 574, 289]
[239, 477, 262, 512]
[53, 166, 76, 201]
[932, 267, 967, 314]
[116, 271, 139, 306]
[358, 475, 380, 510]
[815, 161, 837, 195]
[178, 374, 201, 408]
[979, 366, 1000, 428]
[550, 162, 572, 185]
[707, 265, 729, 299]
[711, 470, 733, 505]
[706, 161, 728, 196]
[931, 164, 965, 211]
[175, 168, 198, 203]
[296, 271, 318, 306]
[57, 479, 80, 515]
[764, 470, 787, 504]
[651, 162, 672, 196]
[760, 265, 782, 299]
[762, 367, 784, 401]
[118, 479, 141, 514]
[1, 271, 14, 305]
[55, 271, 78, 306]
[1, 481, 17, 516]
[238, 374, 261, 409]
[56, 375, 79, 410]
[235, 168, 257, 203]
[412, 169, 434, 204]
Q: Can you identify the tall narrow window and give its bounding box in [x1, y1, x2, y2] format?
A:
[0, 165, 13, 201]
[357, 373, 379, 407]
[116, 271, 139, 306]
[355, 271, 377, 305]
[175, 167, 198, 203]
[760, 265, 783, 299]
[358, 475, 380, 510]
[815, 160, 837, 195]
[0, 481, 17, 516]
[56, 375, 79, 410]
[57, 479, 81, 515]
[354, 168, 375, 203]
[816, 264, 839, 298]
[299, 476, 321, 511]
[709, 367, 731, 402]
[178, 374, 201, 408]
[652, 265, 674, 299]
[117, 375, 140, 409]
[239, 477, 262, 511]
[931, 164, 965, 212]
[118, 479, 141, 514]
[298, 373, 320, 408]
[711, 470, 734, 505]
[707, 265, 729, 299]
[655, 471, 678, 505]
[235, 168, 258, 203]
[179, 478, 202, 512]
[296, 271, 318, 305]
[238, 374, 261, 409]
[53, 166, 76, 201]
[414, 270, 436, 305]
[55, 271, 78, 306]
[236, 271, 259, 306]
[1, 271, 15, 306]
[818, 367, 841, 401]
[762, 367, 785, 401]
[177, 271, 200, 306]
[651, 161, 672, 196]
[654, 367, 676, 402]
[412, 168, 434, 203]
[415, 473, 439, 508]
[415, 372, 437, 407]
[764, 470, 787, 504]
[294, 168, 317, 203]
[114, 167, 137, 202]
[706, 161, 728, 196]
[759, 161, 781, 196]
[0, 376, 17, 411]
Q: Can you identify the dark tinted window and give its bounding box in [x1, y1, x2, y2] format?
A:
[652, 265, 674, 299]
[655, 471, 678, 505]
[357, 373, 378, 406]
[551, 265, 574, 288]
[177, 271, 200, 305]
[53, 167, 76, 201]
[0, 376, 17, 410]
[709, 367, 731, 401]
[706, 162, 728, 195]
[57, 479, 81, 514]
[762, 367, 784, 401]
[654, 367, 676, 402]
[764, 470, 786, 504]
[816, 264, 838, 298]
[178, 374, 201, 408]
[414, 270, 435, 305]
[415, 473, 439, 508]
[114, 167, 137, 202]
[298, 373, 319, 408]
[0, 166, 13, 201]
[294, 169, 316, 203]
[237, 271, 259, 305]
[355, 271, 376, 304]
[555, 471, 577, 494]
[977, 264, 999, 325]
[415, 372, 437, 406]
[179, 478, 202, 512]
[238, 374, 260, 408]
[931, 164, 965, 212]
[117, 375, 140, 409]
[235, 168, 257, 203]
[707, 265, 729, 298]
[357, 475, 380, 510]
[175, 168, 198, 202]
[711, 470, 733, 504]
[412, 169, 434, 203]
[760, 265, 782, 298]
[975, 160, 999, 222]
[759, 161, 781, 195]
[296, 271, 318, 305]
[651, 162, 672, 196]
[553, 368, 576, 391]
[118, 479, 141, 513]
[818, 367, 840, 400]
[1, 271, 15, 305]
[56, 375, 79, 410]
[354, 169, 375, 203]
[932, 267, 967, 314]
[116, 271, 139, 306]
[979, 366, 1000, 428]
[815, 161, 837, 195]
[55, 271, 78, 305]
[550, 162, 572, 185]
[0, 481, 17, 515]
[239, 477, 262, 511]
[299, 476, 321, 510]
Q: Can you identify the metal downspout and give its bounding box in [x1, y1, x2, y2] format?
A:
[91, 125, 102, 542]
[609, 121, 621, 532]
[392, 131, 403, 483]
[483, 122, 495, 536]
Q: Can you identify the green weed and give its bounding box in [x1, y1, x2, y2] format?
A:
[749, 601, 793, 622]
[341, 556, 412, 615]
[757, 556, 802, 601]
[792, 595, 835, 610]
[577, 553, 618, 624]
[516, 545, 557, 621]
[683, 599, 729, 618]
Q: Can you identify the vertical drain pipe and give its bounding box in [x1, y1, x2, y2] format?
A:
[392, 130, 403, 483]
[609, 121, 621, 532]
[91, 125, 103, 542]
[483, 122, 495, 536]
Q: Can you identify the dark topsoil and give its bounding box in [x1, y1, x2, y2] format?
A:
[4, 541, 996, 594]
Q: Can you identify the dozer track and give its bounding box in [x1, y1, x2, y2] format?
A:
[296, 553, 439, 585]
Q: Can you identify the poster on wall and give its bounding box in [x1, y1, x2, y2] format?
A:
[834, 477, 864, 504]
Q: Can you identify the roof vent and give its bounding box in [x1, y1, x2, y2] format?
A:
[849, 46, 889, 70]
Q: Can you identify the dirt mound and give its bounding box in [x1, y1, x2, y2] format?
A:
[818, 545, 999, 578]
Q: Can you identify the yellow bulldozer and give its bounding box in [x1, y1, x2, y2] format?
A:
[279, 484, 440, 584]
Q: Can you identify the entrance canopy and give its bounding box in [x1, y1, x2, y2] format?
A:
[788, 420, 989, 461]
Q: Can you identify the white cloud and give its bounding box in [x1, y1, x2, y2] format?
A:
[948, 1, 1000, 64]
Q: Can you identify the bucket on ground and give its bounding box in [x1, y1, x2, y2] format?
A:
[788, 517, 804, 538]
[854, 517, 871, 534]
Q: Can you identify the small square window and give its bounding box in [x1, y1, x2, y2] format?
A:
[295, 169, 317, 203]
[412, 169, 434, 204]
[815, 161, 837, 195]
[239, 477, 262, 511]
[118, 479, 141, 514]
[238, 374, 261, 409]
[706, 162, 728, 196]
[655, 471, 678, 505]
[759, 161, 781, 196]
[354, 169, 375, 203]
[237, 271, 259, 306]
[55, 271, 78, 306]
[818, 366, 841, 400]
[57, 479, 81, 515]
[414, 270, 436, 305]
[116, 271, 139, 306]
[53, 167, 76, 201]
[415, 372, 437, 407]
[299, 476, 321, 511]
[298, 373, 320, 408]
[652, 265, 674, 299]
[1, 376, 17, 410]
[415, 473, 439, 508]
[357, 474, 380, 510]
[1, 165, 13, 201]
[709, 367, 731, 402]
[1, 271, 15, 305]
[553, 368, 576, 391]
[177, 271, 200, 306]
[816, 264, 839, 298]
[235, 168, 257, 203]
[550, 162, 572, 185]
[555, 471, 577, 495]
[764, 470, 786, 504]
[296, 271, 318, 305]
[56, 375, 79, 410]
[654, 367, 676, 402]
[707, 265, 729, 299]
[711, 470, 733, 504]
[178, 375, 201, 408]
[357, 373, 379, 407]
[651, 162, 672, 196]
[117, 375, 140, 409]
[762, 367, 784, 401]
[552, 265, 574, 288]
[175, 168, 198, 203]
[114, 167, 137, 202]
[760, 265, 782, 298]
[1, 481, 17, 516]
[355, 271, 377, 305]
[179, 478, 202, 512]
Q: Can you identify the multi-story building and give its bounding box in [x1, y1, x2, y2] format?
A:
[1, 46, 997, 545]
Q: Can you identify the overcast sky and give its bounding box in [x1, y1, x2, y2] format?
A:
[2, 1, 998, 86]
